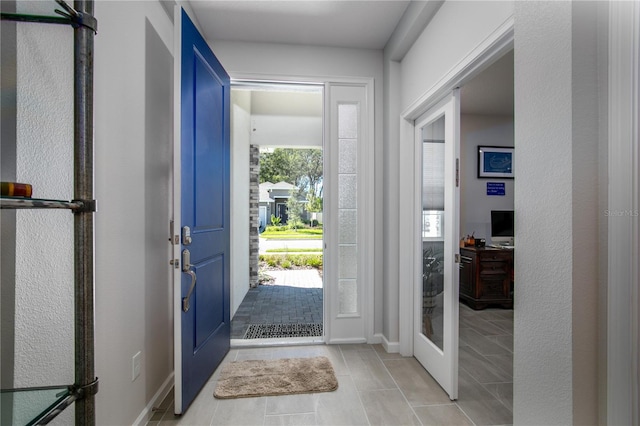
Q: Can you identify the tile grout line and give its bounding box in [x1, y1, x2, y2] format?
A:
[372, 347, 427, 426]
[340, 345, 373, 426]
[454, 400, 479, 426]
[463, 352, 514, 419]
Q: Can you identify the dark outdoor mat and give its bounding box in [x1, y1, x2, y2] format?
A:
[243, 323, 323, 339]
[213, 356, 338, 399]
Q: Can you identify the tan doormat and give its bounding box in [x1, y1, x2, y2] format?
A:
[213, 356, 338, 399]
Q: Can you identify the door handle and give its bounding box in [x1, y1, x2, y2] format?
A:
[181, 249, 197, 312]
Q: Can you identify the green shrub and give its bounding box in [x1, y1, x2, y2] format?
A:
[259, 253, 323, 269]
[265, 256, 281, 267]
[286, 219, 304, 231]
[305, 255, 323, 268]
[280, 260, 292, 269]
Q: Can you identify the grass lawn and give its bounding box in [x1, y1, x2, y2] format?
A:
[266, 248, 323, 253]
[260, 228, 323, 240]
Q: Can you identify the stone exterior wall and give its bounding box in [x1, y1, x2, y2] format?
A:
[249, 145, 260, 288]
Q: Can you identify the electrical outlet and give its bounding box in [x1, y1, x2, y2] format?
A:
[132, 351, 141, 381]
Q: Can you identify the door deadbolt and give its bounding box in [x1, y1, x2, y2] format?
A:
[182, 226, 192, 246]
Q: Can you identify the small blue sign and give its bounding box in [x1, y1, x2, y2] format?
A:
[487, 182, 506, 196]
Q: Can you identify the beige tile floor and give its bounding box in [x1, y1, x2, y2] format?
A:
[148, 305, 513, 426]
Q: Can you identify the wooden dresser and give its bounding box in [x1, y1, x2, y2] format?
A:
[459, 246, 513, 309]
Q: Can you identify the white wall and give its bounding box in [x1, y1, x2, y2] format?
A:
[400, 1, 514, 112]
[460, 114, 514, 241]
[391, 0, 514, 352]
[230, 90, 251, 316]
[251, 115, 322, 148]
[249, 90, 323, 148]
[212, 40, 385, 337]
[513, 1, 602, 423]
[94, 2, 174, 424]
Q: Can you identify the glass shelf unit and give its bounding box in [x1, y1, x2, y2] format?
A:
[1, 386, 77, 426]
[0, 196, 82, 210]
[1, 1, 98, 424]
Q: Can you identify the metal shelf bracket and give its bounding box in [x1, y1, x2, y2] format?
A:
[0, 0, 97, 33]
[54, 0, 98, 33]
[71, 377, 99, 399]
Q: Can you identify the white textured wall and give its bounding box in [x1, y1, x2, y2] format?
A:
[400, 1, 514, 112]
[13, 1, 74, 424]
[94, 2, 174, 424]
[513, 1, 601, 423]
[460, 114, 514, 241]
[514, 3, 573, 422]
[231, 90, 251, 316]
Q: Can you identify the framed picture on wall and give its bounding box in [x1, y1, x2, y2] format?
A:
[477, 146, 514, 178]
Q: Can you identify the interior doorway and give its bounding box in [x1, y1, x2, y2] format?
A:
[228, 82, 325, 344]
[455, 49, 515, 420]
[402, 46, 515, 423]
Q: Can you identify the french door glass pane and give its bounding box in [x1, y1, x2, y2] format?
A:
[421, 116, 445, 350]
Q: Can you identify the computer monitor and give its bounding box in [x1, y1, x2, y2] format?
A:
[490, 210, 514, 246]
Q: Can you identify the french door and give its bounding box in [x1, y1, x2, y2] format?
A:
[413, 90, 460, 400]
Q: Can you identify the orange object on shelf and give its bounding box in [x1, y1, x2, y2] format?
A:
[1, 182, 33, 198]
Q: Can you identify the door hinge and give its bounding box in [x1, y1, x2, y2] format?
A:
[456, 158, 460, 187]
[455, 253, 461, 263]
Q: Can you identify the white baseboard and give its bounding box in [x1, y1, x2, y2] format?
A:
[326, 337, 367, 345]
[379, 334, 400, 353]
[133, 372, 174, 426]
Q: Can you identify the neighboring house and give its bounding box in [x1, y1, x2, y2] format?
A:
[259, 181, 307, 225]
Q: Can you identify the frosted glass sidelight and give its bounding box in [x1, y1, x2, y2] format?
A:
[338, 175, 357, 209]
[339, 245, 357, 279]
[339, 139, 357, 173]
[339, 210, 357, 244]
[338, 104, 358, 139]
[337, 100, 359, 316]
[339, 280, 358, 314]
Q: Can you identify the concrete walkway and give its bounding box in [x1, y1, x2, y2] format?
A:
[230, 269, 323, 339]
[261, 269, 322, 288]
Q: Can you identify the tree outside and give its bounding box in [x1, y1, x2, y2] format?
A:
[259, 148, 323, 275]
[260, 148, 323, 198]
[286, 188, 304, 230]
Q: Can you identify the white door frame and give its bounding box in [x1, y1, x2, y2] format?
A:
[230, 72, 376, 344]
[398, 19, 514, 355]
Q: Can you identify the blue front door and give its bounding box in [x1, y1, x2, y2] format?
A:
[175, 8, 230, 414]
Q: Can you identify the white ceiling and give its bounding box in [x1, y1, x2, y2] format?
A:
[189, 0, 411, 50]
[194, 0, 513, 116]
[460, 50, 514, 116]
